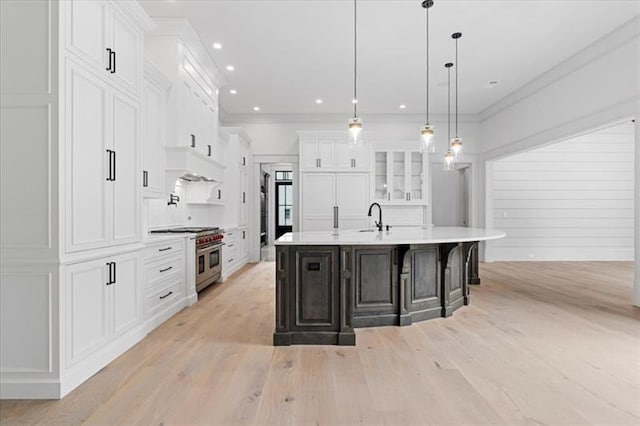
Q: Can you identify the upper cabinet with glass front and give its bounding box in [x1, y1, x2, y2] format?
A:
[372, 149, 427, 204]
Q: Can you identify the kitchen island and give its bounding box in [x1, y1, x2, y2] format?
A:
[273, 227, 505, 346]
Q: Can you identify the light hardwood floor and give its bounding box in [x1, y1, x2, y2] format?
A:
[1, 261, 639, 425]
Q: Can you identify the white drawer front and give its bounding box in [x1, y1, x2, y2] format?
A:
[144, 255, 184, 289]
[144, 279, 184, 317]
[144, 239, 185, 261]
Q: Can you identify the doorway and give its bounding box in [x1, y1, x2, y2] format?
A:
[275, 171, 293, 239]
[431, 163, 470, 226]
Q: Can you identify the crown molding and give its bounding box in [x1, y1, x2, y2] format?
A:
[220, 112, 481, 125]
[479, 15, 640, 122]
[147, 18, 228, 89]
[112, 0, 155, 32]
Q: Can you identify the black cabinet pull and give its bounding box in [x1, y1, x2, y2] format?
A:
[242, 156, 246, 166]
[228, 244, 234, 248]
[190, 134, 196, 148]
[143, 170, 148, 187]
[111, 50, 116, 74]
[158, 246, 172, 252]
[159, 266, 173, 273]
[207, 144, 212, 157]
[228, 258, 234, 263]
[111, 150, 116, 181]
[242, 192, 245, 204]
[159, 291, 173, 300]
[112, 261, 116, 284]
[106, 48, 113, 71]
[106, 262, 113, 285]
[242, 231, 245, 239]
[217, 189, 221, 199]
[106, 150, 113, 181]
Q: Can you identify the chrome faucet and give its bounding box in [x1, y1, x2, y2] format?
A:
[367, 202, 383, 232]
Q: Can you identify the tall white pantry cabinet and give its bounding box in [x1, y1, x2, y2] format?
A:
[0, 0, 154, 399]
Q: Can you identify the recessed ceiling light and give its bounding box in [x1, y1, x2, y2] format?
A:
[316, 99, 323, 104]
[226, 65, 234, 71]
[253, 106, 260, 111]
[213, 43, 222, 49]
[229, 89, 237, 95]
[399, 104, 406, 109]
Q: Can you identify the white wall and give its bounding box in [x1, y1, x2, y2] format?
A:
[487, 123, 634, 261]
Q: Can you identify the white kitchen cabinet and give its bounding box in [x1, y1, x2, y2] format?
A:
[65, 250, 142, 368]
[372, 149, 426, 204]
[65, 59, 111, 252]
[1, 0, 153, 399]
[111, 91, 140, 244]
[65, 0, 142, 98]
[221, 227, 249, 281]
[65, 60, 141, 253]
[301, 172, 370, 231]
[299, 132, 369, 171]
[142, 60, 170, 198]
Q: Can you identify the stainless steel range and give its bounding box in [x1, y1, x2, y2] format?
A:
[149, 227, 224, 292]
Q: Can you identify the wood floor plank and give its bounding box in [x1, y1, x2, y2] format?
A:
[1, 261, 638, 425]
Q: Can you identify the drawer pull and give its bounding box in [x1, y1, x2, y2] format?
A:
[159, 291, 173, 300]
[159, 266, 173, 273]
[228, 258, 234, 263]
[228, 244, 234, 248]
[158, 247, 172, 252]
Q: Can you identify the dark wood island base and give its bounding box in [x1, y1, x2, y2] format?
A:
[273, 241, 480, 346]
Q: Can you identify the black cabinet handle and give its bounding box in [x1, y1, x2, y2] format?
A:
[159, 291, 173, 300]
[106, 262, 113, 285]
[159, 266, 173, 273]
[112, 261, 116, 284]
[190, 134, 196, 148]
[228, 258, 234, 263]
[217, 189, 221, 199]
[111, 50, 116, 74]
[242, 192, 245, 204]
[106, 150, 114, 181]
[106, 48, 113, 71]
[143, 170, 148, 187]
[111, 150, 116, 181]
[243, 231, 245, 239]
[158, 247, 172, 252]
[242, 156, 246, 166]
[228, 244, 234, 248]
[208, 144, 212, 157]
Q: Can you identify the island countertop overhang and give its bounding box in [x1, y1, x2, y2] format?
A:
[275, 226, 506, 246]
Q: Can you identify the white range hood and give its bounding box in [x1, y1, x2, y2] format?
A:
[165, 147, 226, 203]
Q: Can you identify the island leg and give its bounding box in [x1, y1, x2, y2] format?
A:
[273, 245, 291, 346]
[338, 247, 356, 345]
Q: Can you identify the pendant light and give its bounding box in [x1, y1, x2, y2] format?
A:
[419, 0, 435, 153]
[348, 0, 362, 141]
[450, 32, 463, 160]
[443, 62, 455, 171]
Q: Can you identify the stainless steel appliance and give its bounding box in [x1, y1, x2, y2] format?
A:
[149, 227, 224, 292]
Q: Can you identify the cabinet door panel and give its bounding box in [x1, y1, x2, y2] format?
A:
[391, 151, 407, 201]
[66, 61, 111, 252]
[66, 258, 109, 367]
[336, 173, 369, 230]
[317, 137, 335, 169]
[65, 0, 108, 72]
[301, 173, 336, 231]
[299, 138, 318, 169]
[142, 78, 165, 196]
[334, 138, 353, 169]
[373, 151, 389, 202]
[354, 140, 370, 170]
[111, 251, 141, 337]
[111, 7, 141, 96]
[112, 92, 140, 244]
[408, 151, 424, 202]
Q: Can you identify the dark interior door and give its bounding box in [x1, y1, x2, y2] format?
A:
[275, 181, 293, 239]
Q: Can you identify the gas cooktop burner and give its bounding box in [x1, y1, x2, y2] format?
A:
[150, 227, 220, 234]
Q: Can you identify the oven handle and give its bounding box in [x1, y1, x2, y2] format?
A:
[197, 243, 223, 253]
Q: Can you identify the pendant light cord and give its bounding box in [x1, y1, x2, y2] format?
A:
[447, 65, 451, 146]
[425, 4, 430, 125]
[455, 37, 458, 138]
[353, 0, 358, 118]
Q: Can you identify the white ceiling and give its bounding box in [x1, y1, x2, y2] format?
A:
[139, 0, 640, 116]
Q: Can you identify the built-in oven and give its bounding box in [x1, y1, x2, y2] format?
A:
[196, 240, 222, 292]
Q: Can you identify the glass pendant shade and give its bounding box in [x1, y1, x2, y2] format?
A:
[348, 116, 363, 141]
[420, 125, 435, 153]
[443, 149, 455, 171]
[450, 137, 463, 159]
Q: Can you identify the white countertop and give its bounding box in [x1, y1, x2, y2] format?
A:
[275, 226, 505, 246]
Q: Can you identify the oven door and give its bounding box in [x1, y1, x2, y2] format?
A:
[196, 243, 222, 291]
